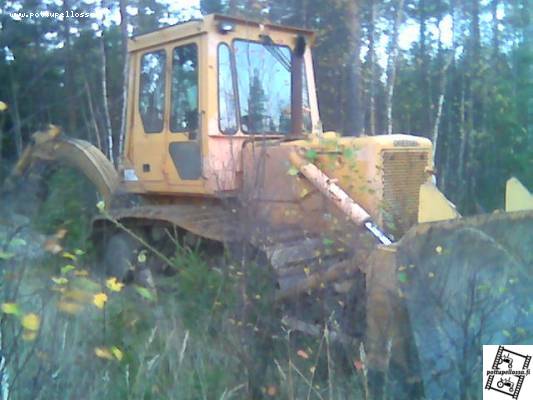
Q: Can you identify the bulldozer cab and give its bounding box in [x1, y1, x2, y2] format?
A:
[121, 14, 320, 196]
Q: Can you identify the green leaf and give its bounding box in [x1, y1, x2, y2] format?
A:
[73, 249, 85, 256]
[135, 286, 155, 301]
[51, 276, 69, 285]
[0, 251, 15, 261]
[343, 148, 355, 159]
[305, 149, 318, 160]
[398, 271, 408, 283]
[61, 264, 76, 275]
[287, 166, 299, 176]
[502, 329, 511, 338]
[72, 277, 101, 293]
[1, 303, 21, 316]
[322, 238, 334, 246]
[516, 327, 527, 336]
[10, 238, 27, 247]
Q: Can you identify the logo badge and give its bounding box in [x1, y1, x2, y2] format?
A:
[484, 345, 532, 399]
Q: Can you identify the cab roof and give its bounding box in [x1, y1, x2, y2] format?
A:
[128, 14, 315, 53]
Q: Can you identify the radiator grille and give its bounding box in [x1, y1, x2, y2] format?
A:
[381, 150, 429, 235]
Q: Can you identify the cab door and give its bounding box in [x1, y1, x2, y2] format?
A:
[132, 48, 167, 183]
[165, 40, 203, 188]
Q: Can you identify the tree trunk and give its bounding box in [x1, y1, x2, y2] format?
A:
[385, 0, 404, 135]
[8, 74, 23, 157]
[84, 78, 103, 151]
[431, 11, 454, 163]
[419, 0, 432, 134]
[118, 0, 129, 167]
[99, 27, 115, 165]
[367, 0, 377, 135]
[491, 0, 500, 59]
[343, 0, 363, 136]
[62, 0, 76, 134]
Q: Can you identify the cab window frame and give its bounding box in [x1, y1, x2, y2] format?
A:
[138, 48, 167, 134]
[217, 42, 239, 135]
[232, 38, 293, 135]
[170, 42, 199, 135]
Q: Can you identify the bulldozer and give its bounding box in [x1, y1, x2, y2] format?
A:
[8, 14, 533, 399]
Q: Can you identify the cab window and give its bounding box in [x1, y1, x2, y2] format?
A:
[170, 44, 198, 135]
[218, 43, 238, 134]
[139, 50, 166, 133]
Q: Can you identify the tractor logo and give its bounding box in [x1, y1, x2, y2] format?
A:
[484, 345, 532, 399]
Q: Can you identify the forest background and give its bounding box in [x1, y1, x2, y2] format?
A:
[1, 0, 531, 213]
[0, 1, 531, 399]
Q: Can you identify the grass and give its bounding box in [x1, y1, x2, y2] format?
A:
[0, 228, 365, 400]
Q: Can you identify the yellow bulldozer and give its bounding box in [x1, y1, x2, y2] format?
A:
[8, 14, 533, 399]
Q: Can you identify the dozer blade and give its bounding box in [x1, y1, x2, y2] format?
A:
[395, 210, 533, 399]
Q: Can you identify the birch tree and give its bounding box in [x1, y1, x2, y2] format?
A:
[385, 0, 404, 135]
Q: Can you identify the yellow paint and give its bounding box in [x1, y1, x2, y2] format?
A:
[506, 177, 533, 212]
[418, 182, 459, 223]
[122, 14, 319, 196]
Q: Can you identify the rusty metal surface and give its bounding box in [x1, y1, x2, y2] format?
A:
[12, 129, 118, 203]
[97, 202, 241, 242]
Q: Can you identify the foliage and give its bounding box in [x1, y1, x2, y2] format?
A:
[0, 228, 366, 399]
[32, 168, 96, 248]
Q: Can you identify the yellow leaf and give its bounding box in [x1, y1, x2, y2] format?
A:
[1, 302, 20, 315]
[287, 166, 299, 176]
[94, 347, 113, 360]
[106, 277, 124, 292]
[57, 301, 82, 315]
[61, 252, 77, 261]
[21, 313, 40, 331]
[22, 330, 37, 341]
[93, 293, 108, 309]
[0, 101, 7, 112]
[73, 269, 89, 277]
[111, 346, 123, 361]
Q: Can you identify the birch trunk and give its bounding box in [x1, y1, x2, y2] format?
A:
[62, 0, 76, 133]
[385, 0, 404, 135]
[343, 0, 363, 136]
[118, 0, 129, 167]
[367, 0, 377, 135]
[432, 14, 454, 161]
[99, 28, 114, 165]
[84, 78, 103, 151]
